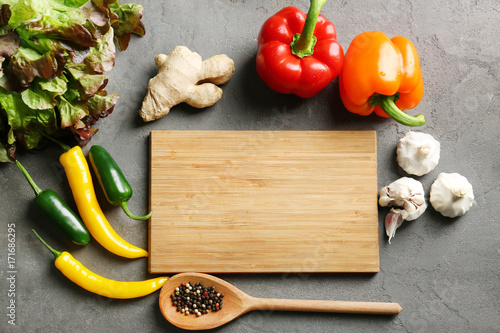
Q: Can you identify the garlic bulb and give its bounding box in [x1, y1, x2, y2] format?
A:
[397, 132, 440, 176]
[379, 177, 427, 243]
[430, 172, 474, 218]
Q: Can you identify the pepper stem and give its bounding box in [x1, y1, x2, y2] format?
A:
[16, 160, 43, 197]
[369, 94, 426, 127]
[32, 229, 62, 259]
[290, 0, 327, 58]
[121, 201, 153, 221]
[42, 132, 71, 152]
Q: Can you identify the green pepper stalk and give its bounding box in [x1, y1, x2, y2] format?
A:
[369, 93, 426, 127]
[290, 0, 327, 58]
[89, 145, 153, 221]
[16, 160, 90, 245]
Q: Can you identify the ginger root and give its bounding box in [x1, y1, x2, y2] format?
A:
[140, 46, 235, 122]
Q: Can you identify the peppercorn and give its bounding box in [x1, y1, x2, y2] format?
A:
[171, 282, 225, 317]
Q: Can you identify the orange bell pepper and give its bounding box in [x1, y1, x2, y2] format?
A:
[339, 31, 425, 126]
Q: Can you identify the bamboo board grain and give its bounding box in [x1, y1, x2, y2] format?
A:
[149, 131, 379, 273]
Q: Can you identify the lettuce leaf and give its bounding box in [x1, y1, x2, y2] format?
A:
[57, 94, 88, 128]
[87, 91, 119, 117]
[0, 0, 144, 162]
[0, 143, 10, 162]
[0, 87, 58, 150]
[109, 2, 145, 51]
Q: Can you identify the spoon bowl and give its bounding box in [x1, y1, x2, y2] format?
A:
[159, 272, 252, 331]
[159, 272, 402, 331]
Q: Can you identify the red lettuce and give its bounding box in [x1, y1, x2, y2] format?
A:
[0, 0, 144, 162]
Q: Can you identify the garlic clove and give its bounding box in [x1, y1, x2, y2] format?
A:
[397, 131, 441, 176]
[430, 172, 474, 218]
[405, 199, 427, 221]
[385, 208, 408, 244]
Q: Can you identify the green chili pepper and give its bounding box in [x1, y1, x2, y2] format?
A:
[89, 145, 153, 221]
[16, 160, 90, 245]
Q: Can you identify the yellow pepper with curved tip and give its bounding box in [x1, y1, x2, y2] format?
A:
[33, 230, 167, 299]
[59, 145, 148, 259]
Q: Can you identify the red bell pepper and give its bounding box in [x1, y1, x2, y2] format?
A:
[256, 0, 344, 98]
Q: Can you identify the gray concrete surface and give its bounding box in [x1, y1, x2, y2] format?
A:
[1, 0, 499, 332]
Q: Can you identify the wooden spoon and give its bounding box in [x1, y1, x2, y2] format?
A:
[159, 272, 402, 330]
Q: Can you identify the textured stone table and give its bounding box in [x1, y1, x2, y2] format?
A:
[1, 0, 499, 332]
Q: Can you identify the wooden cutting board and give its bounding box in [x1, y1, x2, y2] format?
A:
[149, 131, 379, 274]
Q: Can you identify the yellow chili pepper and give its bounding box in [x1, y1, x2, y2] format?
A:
[59, 145, 148, 259]
[33, 230, 168, 299]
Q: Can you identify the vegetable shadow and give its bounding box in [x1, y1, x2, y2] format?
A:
[131, 63, 157, 128]
[425, 205, 467, 228]
[238, 54, 305, 117]
[238, 54, 388, 130]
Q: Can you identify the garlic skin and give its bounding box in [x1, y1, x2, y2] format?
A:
[379, 177, 427, 243]
[397, 132, 440, 176]
[430, 172, 474, 218]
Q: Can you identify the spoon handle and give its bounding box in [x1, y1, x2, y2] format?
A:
[249, 297, 402, 315]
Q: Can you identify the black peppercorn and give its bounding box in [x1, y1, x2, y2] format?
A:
[171, 282, 224, 317]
